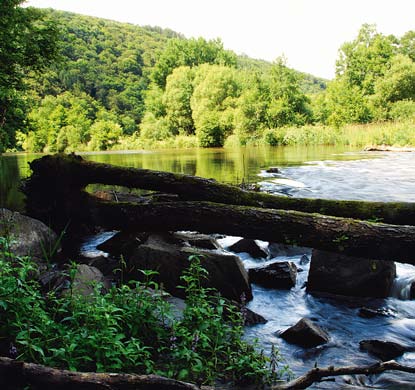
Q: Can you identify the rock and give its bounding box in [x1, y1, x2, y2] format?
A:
[0, 208, 58, 260]
[96, 231, 149, 257]
[358, 307, 395, 319]
[123, 233, 252, 302]
[266, 167, 280, 173]
[228, 238, 267, 258]
[243, 307, 267, 326]
[268, 242, 311, 258]
[359, 340, 407, 361]
[307, 249, 396, 298]
[280, 318, 329, 348]
[300, 254, 310, 265]
[249, 261, 297, 289]
[70, 264, 110, 296]
[173, 232, 220, 250]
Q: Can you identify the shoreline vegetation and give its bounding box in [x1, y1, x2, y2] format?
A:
[2, 6, 415, 155]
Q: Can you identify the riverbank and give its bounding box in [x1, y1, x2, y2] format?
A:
[108, 120, 415, 151]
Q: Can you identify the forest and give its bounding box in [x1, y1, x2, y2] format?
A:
[1, 3, 415, 154]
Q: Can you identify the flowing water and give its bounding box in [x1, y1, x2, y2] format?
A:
[1, 146, 415, 388]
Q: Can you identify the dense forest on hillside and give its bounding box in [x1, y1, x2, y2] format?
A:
[1, 5, 415, 153]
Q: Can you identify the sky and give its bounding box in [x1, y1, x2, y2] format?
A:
[25, 0, 415, 79]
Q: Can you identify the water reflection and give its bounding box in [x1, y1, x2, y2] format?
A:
[1, 145, 367, 211]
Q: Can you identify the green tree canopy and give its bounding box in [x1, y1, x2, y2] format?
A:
[0, 0, 58, 152]
[151, 38, 237, 88]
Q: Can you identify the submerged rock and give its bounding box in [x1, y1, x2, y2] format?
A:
[358, 307, 396, 319]
[307, 249, 396, 298]
[228, 238, 267, 258]
[280, 318, 330, 348]
[359, 339, 408, 361]
[249, 261, 297, 289]
[266, 167, 280, 173]
[268, 242, 311, 258]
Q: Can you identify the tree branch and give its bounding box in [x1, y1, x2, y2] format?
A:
[0, 356, 203, 390]
[273, 360, 415, 389]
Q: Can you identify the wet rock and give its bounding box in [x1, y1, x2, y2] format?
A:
[124, 233, 252, 302]
[359, 339, 407, 361]
[300, 254, 310, 265]
[173, 232, 220, 250]
[0, 208, 59, 261]
[307, 249, 396, 298]
[243, 307, 267, 326]
[96, 231, 149, 257]
[249, 261, 297, 289]
[266, 167, 280, 173]
[358, 307, 395, 319]
[268, 242, 311, 258]
[280, 318, 329, 348]
[228, 238, 267, 258]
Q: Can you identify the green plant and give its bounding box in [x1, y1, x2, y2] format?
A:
[162, 254, 280, 385]
[0, 240, 287, 386]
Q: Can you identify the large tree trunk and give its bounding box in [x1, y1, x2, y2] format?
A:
[85, 197, 415, 265]
[25, 153, 415, 226]
[0, 357, 201, 390]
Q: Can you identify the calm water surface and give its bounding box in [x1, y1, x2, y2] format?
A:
[2, 146, 415, 388]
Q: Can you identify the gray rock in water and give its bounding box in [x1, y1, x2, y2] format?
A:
[173, 232, 220, 250]
[266, 167, 280, 173]
[268, 242, 311, 258]
[307, 249, 396, 298]
[359, 339, 408, 361]
[249, 261, 297, 289]
[0, 208, 58, 261]
[228, 238, 267, 258]
[124, 233, 252, 302]
[280, 318, 329, 348]
[300, 254, 310, 265]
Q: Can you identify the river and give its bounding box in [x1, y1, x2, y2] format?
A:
[1, 145, 415, 388]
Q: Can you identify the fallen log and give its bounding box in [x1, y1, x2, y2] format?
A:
[86, 198, 415, 265]
[0, 356, 202, 390]
[272, 360, 415, 390]
[25, 153, 415, 226]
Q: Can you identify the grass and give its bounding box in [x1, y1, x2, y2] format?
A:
[260, 120, 415, 148]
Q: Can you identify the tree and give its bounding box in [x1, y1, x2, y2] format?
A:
[151, 38, 237, 89]
[163, 66, 195, 135]
[191, 65, 241, 147]
[0, 0, 58, 152]
[336, 24, 397, 96]
[264, 59, 312, 128]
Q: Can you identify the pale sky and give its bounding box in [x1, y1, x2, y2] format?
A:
[25, 0, 415, 79]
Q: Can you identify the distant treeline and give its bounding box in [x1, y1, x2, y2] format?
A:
[1, 4, 414, 153]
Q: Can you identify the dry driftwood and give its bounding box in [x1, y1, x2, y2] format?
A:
[0, 356, 203, 390]
[86, 198, 415, 265]
[273, 360, 415, 389]
[25, 153, 415, 226]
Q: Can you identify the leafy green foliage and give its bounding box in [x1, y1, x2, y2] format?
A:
[0, 1, 59, 152]
[0, 237, 283, 385]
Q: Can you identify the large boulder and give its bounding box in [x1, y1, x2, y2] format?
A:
[249, 261, 297, 289]
[280, 318, 329, 348]
[121, 233, 252, 302]
[228, 238, 267, 259]
[0, 208, 58, 260]
[307, 249, 396, 298]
